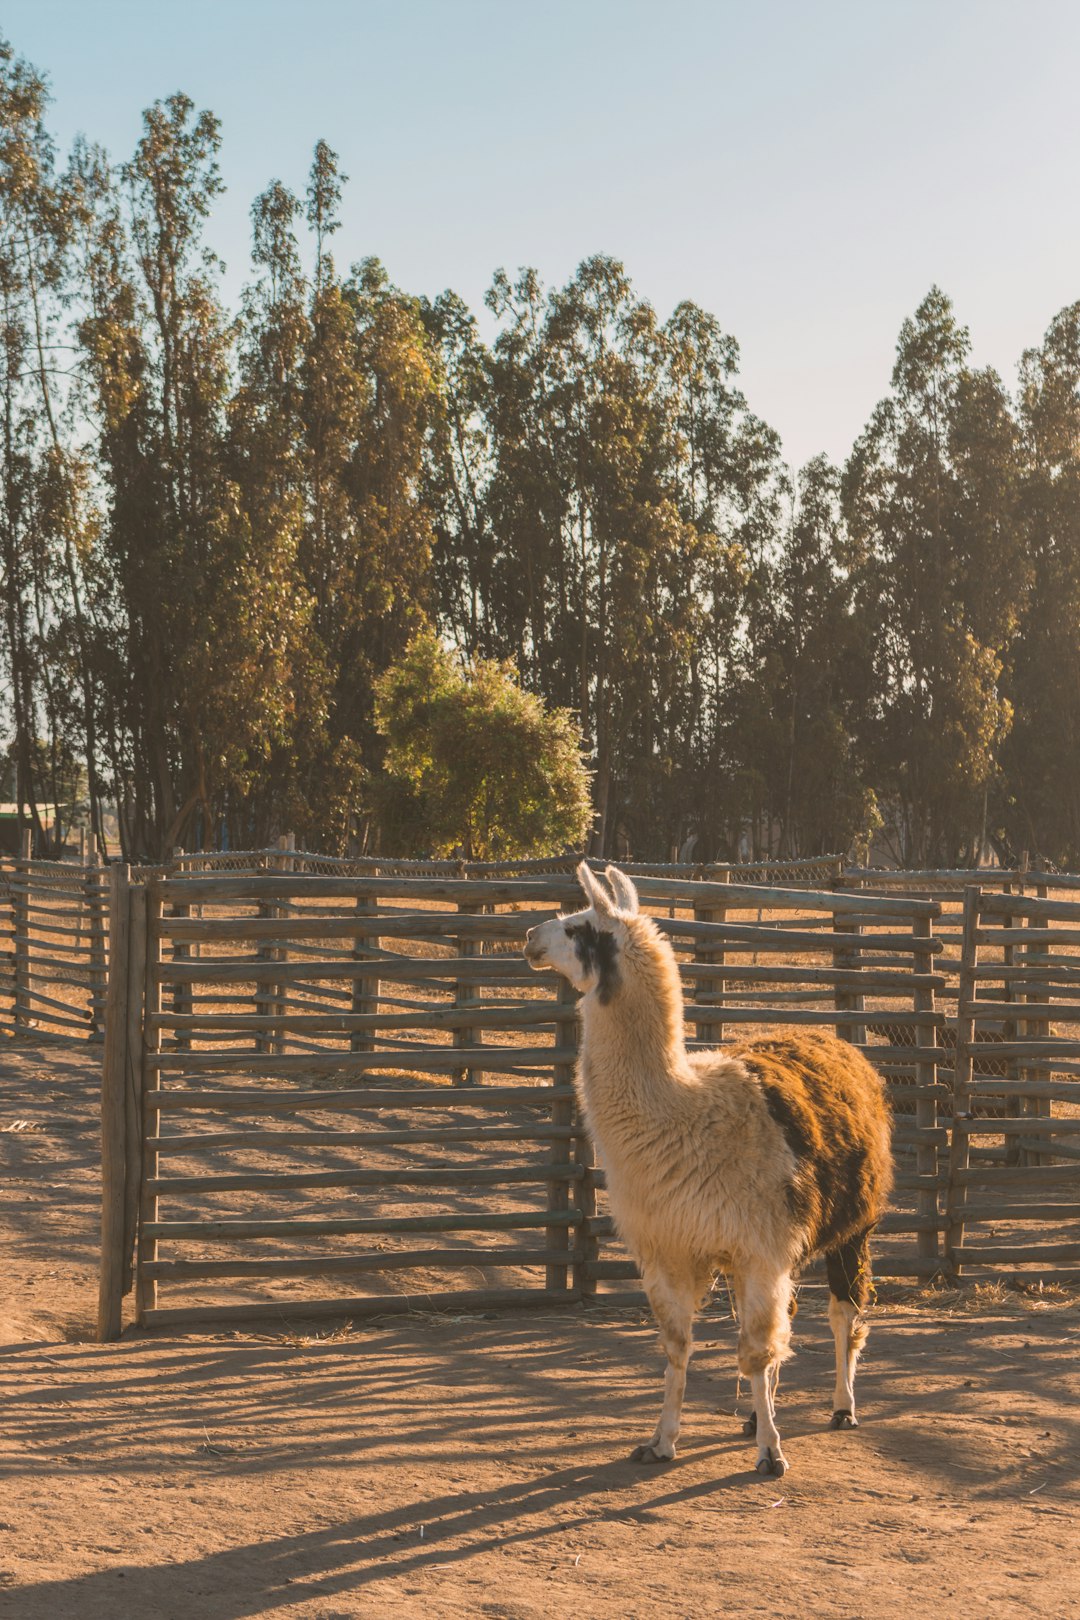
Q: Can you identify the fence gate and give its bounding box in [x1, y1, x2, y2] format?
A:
[100, 867, 595, 1338]
[946, 885, 1080, 1284]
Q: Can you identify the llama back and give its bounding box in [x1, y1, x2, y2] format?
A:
[720, 1029, 893, 1260]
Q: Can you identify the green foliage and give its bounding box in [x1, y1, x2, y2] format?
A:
[374, 630, 593, 858]
[842, 288, 1018, 865]
[4, 30, 1080, 869]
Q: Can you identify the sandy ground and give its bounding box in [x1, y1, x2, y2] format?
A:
[3, 1039, 1080, 1620]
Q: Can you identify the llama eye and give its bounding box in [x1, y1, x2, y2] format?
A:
[564, 924, 579, 938]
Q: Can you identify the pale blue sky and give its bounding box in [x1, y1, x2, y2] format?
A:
[9, 0, 1080, 469]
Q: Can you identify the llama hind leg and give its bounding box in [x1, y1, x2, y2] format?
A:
[825, 1231, 872, 1430]
[738, 1290, 790, 1440]
[736, 1269, 794, 1476]
[631, 1268, 706, 1463]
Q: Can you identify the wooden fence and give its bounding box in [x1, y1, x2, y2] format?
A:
[96, 865, 957, 1337]
[945, 884, 1080, 1285]
[0, 835, 109, 1041]
[1, 843, 1075, 1335]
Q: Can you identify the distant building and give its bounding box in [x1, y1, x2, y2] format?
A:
[0, 804, 22, 856]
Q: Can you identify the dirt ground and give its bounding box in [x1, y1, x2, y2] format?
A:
[3, 1040, 1079, 1620]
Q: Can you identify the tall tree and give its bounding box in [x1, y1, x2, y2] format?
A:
[75, 93, 235, 856]
[0, 39, 91, 849]
[842, 288, 1017, 865]
[763, 456, 877, 857]
[1003, 304, 1080, 863]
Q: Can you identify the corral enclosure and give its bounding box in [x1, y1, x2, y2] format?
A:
[2, 846, 1079, 1337]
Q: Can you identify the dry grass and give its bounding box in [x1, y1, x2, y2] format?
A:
[878, 1277, 1080, 1316]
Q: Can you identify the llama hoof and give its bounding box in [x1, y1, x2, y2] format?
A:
[755, 1448, 788, 1478]
[829, 1409, 858, 1430]
[630, 1443, 673, 1464]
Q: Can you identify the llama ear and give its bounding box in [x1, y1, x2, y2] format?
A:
[577, 860, 616, 919]
[605, 865, 639, 915]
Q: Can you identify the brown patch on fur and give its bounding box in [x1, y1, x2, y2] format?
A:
[736, 1030, 893, 1263]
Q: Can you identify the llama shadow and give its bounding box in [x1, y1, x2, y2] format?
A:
[6, 1449, 756, 1618]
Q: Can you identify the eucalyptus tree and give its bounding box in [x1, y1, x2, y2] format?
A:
[661, 299, 789, 858]
[0, 40, 95, 849]
[1003, 303, 1080, 863]
[424, 288, 496, 658]
[218, 177, 328, 846]
[74, 93, 235, 856]
[842, 287, 1017, 866]
[764, 456, 877, 856]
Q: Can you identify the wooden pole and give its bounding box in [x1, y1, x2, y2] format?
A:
[169, 847, 192, 1052]
[350, 891, 381, 1054]
[453, 891, 480, 1085]
[832, 902, 865, 1046]
[13, 827, 31, 1032]
[98, 862, 131, 1341]
[693, 871, 729, 1045]
[123, 885, 147, 1292]
[1024, 880, 1051, 1164]
[86, 841, 108, 1042]
[547, 976, 577, 1292]
[135, 887, 163, 1324]
[1002, 885, 1020, 1167]
[257, 836, 289, 1055]
[913, 913, 940, 1263]
[945, 887, 981, 1275]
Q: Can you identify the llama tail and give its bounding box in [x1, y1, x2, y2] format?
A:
[824, 1226, 875, 1346]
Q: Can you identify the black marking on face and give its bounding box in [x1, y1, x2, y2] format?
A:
[564, 919, 620, 1003]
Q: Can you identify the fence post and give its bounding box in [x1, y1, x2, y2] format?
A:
[945, 886, 981, 1275]
[169, 847, 192, 1053]
[98, 862, 131, 1341]
[1001, 884, 1021, 1166]
[13, 827, 31, 1032]
[694, 870, 729, 1045]
[124, 883, 148, 1294]
[913, 913, 941, 1264]
[1023, 880, 1051, 1164]
[832, 914, 865, 1047]
[453, 884, 480, 1085]
[135, 885, 162, 1324]
[87, 843, 108, 1041]
[351, 889, 381, 1053]
[547, 975, 577, 1293]
[257, 835, 290, 1056]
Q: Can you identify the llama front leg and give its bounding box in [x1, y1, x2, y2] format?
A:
[736, 1269, 794, 1477]
[631, 1270, 700, 1463]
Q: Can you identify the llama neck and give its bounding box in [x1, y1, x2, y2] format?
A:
[577, 932, 689, 1125]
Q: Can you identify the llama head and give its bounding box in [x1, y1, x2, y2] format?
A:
[523, 862, 640, 1003]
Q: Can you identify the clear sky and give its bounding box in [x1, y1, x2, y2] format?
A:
[8, 0, 1080, 470]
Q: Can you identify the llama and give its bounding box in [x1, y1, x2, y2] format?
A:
[524, 862, 892, 1477]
